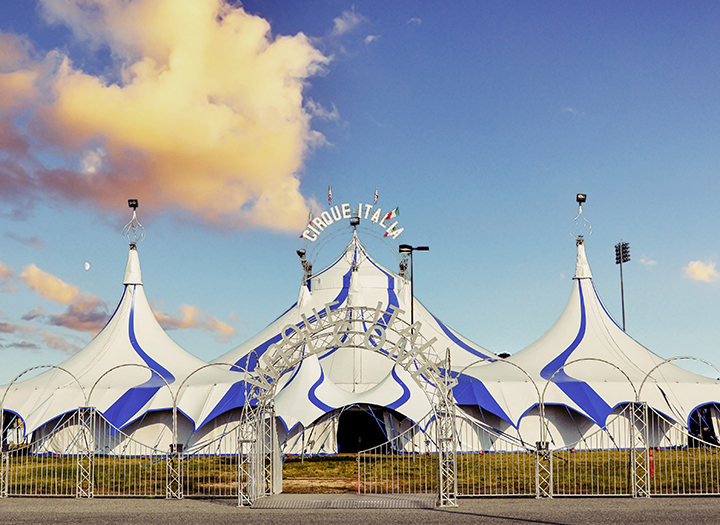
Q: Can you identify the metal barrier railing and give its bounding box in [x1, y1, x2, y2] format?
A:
[647, 407, 720, 495]
[357, 413, 438, 495]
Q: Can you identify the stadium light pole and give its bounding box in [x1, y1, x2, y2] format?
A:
[615, 241, 631, 331]
[399, 244, 429, 328]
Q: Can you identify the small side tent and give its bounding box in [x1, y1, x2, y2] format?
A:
[0, 210, 241, 453]
[458, 235, 720, 448]
[208, 232, 498, 454]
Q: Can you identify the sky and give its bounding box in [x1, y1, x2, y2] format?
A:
[1, 0, 720, 384]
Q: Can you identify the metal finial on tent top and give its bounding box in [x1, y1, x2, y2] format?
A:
[123, 199, 146, 247]
[571, 193, 592, 243]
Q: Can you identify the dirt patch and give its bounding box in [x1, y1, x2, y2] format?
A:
[282, 478, 357, 494]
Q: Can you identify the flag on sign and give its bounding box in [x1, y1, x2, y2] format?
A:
[328, 185, 332, 205]
[384, 207, 399, 220]
[384, 227, 395, 238]
[308, 210, 314, 225]
[374, 187, 379, 205]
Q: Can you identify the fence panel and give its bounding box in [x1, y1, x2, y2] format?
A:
[183, 424, 240, 498]
[92, 413, 169, 497]
[358, 413, 438, 495]
[551, 405, 634, 496]
[647, 408, 720, 495]
[455, 413, 536, 497]
[3, 411, 86, 497]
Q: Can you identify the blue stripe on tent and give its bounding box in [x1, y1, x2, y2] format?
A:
[387, 366, 411, 410]
[234, 267, 353, 371]
[308, 367, 334, 412]
[196, 381, 255, 430]
[452, 373, 514, 426]
[592, 282, 623, 331]
[540, 282, 612, 426]
[430, 314, 494, 360]
[102, 286, 175, 430]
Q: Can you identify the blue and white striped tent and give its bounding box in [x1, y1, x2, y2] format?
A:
[458, 237, 720, 447]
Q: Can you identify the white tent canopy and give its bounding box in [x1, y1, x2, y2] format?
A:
[210, 232, 497, 433]
[458, 237, 720, 438]
[1, 245, 240, 438]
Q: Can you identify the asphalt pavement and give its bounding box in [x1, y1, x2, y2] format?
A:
[1, 497, 720, 524]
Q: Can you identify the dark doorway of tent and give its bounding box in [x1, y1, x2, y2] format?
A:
[689, 405, 719, 446]
[337, 405, 389, 453]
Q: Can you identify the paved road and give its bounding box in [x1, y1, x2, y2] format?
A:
[1, 497, 720, 524]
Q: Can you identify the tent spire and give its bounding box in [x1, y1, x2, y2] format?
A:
[123, 199, 144, 285]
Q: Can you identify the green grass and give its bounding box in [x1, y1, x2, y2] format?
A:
[2, 449, 720, 497]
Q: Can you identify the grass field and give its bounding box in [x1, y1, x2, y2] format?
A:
[2, 449, 720, 496]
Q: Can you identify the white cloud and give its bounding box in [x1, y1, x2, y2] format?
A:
[562, 106, 585, 118]
[364, 35, 380, 44]
[331, 9, 367, 36]
[639, 256, 658, 267]
[0, 0, 331, 232]
[306, 99, 340, 121]
[407, 17, 422, 26]
[685, 261, 720, 283]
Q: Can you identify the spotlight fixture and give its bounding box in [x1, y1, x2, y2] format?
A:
[576, 193, 587, 204]
[128, 199, 139, 209]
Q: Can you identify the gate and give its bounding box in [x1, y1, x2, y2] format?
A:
[239, 303, 458, 506]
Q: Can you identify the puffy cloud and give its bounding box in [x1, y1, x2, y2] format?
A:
[0, 0, 330, 231]
[0, 262, 18, 292]
[2, 341, 41, 351]
[5, 233, 44, 248]
[19, 264, 109, 331]
[685, 261, 720, 283]
[42, 331, 82, 354]
[153, 304, 235, 341]
[407, 17, 422, 26]
[20, 264, 79, 303]
[364, 35, 380, 44]
[21, 306, 45, 321]
[331, 9, 367, 36]
[48, 295, 109, 332]
[639, 256, 658, 267]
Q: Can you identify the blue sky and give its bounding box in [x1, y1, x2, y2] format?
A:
[1, 0, 719, 383]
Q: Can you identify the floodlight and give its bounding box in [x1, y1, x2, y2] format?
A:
[296, 249, 306, 259]
[576, 194, 587, 204]
[128, 199, 138, 209]
[399, 244, 413, 254]
[350, 216, 360, 227]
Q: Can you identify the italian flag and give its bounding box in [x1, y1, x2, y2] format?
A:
[384, 207, 399, 220]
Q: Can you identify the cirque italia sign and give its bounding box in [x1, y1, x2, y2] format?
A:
[300, 202, 404, 242]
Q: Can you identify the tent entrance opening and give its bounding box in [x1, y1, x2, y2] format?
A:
[337, 407, 387, 453]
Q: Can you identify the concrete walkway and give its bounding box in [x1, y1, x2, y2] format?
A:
[251, 493, 437, 508]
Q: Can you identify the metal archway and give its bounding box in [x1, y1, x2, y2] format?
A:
[0, 365, 87, 498]
[237, 303, 458, 507]
[88, 363, 176, 498]
[541, 358, 645, 498]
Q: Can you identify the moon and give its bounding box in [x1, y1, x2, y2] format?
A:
[84, 262, 91, 271]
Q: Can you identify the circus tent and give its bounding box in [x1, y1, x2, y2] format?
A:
[456, 235, 720, 447]
[208, 231, 498, 453]
[0, 243, 242, 450]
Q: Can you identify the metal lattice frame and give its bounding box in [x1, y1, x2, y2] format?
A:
[535, 441, 553, 498]
[437, 350, 458, 507]
[0, 442, 8, 498]
[76, 407, 95, 498]
[166, 446, 182, 499]
[237, 304, 456, 506]
[631, 402, 650, 498]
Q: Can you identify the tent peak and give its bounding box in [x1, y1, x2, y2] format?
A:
[574, 237, 593, 280]
[123, 245, 143, 285]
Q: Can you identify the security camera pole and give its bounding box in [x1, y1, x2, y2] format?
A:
[615, 241, 631, 331]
